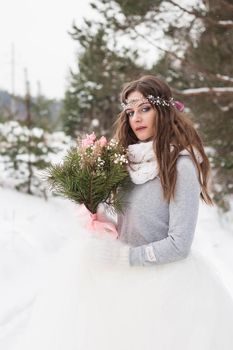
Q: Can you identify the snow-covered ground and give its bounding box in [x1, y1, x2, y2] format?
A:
[0, 188, 79, 350]
[0, 187, 233, 349]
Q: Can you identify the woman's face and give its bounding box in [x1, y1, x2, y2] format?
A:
[125, 91, 156, 142]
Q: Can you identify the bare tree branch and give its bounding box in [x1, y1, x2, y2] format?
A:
[166, 0, 199, 17]
[132, 27, 172, 56]
[167, 0, 233, 28]
[132, 27, 233, 84]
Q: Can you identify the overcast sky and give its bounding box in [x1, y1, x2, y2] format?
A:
[0, 0, 92, 99]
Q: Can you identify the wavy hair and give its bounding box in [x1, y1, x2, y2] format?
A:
[113, 75, 214, 205]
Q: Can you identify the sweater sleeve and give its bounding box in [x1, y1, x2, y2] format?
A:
[129, 156, 201, 266]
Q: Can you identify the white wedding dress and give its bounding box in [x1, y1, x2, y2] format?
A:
[15, 224, 233, 350]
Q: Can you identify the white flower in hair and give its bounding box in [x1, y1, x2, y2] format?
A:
[121, 94, 184, 111]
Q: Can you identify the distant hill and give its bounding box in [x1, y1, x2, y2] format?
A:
[0, 90, 12, 114]
[0, 90, 63, 129]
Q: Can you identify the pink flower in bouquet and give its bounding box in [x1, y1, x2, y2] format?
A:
[81, 132, 96, 148]
[97, 136, 107, 147]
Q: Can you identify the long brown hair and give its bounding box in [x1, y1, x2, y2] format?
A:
[114, 75, 214, 205]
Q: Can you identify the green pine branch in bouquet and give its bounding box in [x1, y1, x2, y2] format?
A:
[45, 133, 130, 214]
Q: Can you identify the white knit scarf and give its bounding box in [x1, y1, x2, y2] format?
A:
[127, 141, 203, 185]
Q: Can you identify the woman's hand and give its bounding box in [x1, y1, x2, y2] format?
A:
[85, 236, 130, 267]
[96, 203, 117, 226]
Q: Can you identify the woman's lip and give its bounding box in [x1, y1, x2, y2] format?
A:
[136, 126, 147, 131]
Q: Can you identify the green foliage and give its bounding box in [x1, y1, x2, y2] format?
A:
[0, 121, 57, 197]
[113, 0, 160, 16]
[108, 0, 233, 210]
[31, 96, 62, 131]
[62, 0, 232, 211]
[46, 138, 129, 214]
[62, 13, 152, 138]
[178, 2, 233, 210]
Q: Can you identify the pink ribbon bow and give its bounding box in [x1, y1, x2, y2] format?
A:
[77, 204, 118, 239]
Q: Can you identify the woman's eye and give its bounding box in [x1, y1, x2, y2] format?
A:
[126, 106, 150, 118]
[142, 106, 150, 112]
[126, 111, 134, 117]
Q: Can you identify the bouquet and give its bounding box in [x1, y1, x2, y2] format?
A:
[45, 132, 129, 237]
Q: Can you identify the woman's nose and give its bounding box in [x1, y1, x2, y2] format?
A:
[133, 109, 142, 121]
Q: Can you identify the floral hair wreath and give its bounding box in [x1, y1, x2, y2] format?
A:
[121, 94, 184, 112]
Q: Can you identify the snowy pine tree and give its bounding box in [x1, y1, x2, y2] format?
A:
[92, 0, 233, 211]
[62, 18, 151, 138]
[0, 121, 71, 198]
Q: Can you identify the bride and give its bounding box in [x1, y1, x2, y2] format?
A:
[16, 75, 233, 350]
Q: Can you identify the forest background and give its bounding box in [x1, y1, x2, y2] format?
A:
[0, 0, 232, 211]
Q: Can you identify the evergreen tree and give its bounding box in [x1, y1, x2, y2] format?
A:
[62, 20, 152, 138]
[62, 0, 233, 210]
[178, 0, 233, 210]
[95, 0, 233, 210]
[0, 121, 57, 198]
[31, 96, 61, 131]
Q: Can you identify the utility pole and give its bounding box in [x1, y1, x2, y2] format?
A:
[24, 67, 33, 194]
[24, 68, 32, 127]
[37, 80, 43, 111]
[11, 43, 16, 118]
[37, 80, 42, 100]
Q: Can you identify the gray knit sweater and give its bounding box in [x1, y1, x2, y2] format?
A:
[117, 155, 201, 267]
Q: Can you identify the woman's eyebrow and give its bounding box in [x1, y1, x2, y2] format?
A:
[125, 102, 150, 111]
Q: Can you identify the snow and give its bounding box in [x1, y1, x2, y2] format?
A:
[218, 20, 233, 26]
[0, 187, 233, 349]
[180, 87, 233, 95]
[0, 188, 79, 349]
[0, 121, 73, 197]
[216, 74, 233, 83]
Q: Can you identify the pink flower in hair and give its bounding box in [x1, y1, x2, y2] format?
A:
[81, 132, 96, 148]
[174, 100, 185, 112]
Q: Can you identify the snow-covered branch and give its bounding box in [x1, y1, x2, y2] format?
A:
[166, 0, 198, 18]
[130, 27, 233, 85]
[217, 20, 233, 28]
[216, 74, 233, 83]
[167, 0, 233, 28]
[174, 87, 233, 96]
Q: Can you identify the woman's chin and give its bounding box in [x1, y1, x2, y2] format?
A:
[137, 136, 154, 142]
